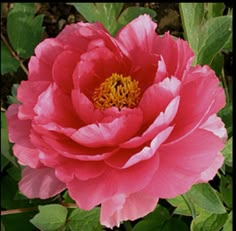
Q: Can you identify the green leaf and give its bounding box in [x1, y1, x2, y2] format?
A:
[162, 217, 189, 231]
[179, 3, 205, 51]
[221, 137, 232, 167]
[1, 112, 18, 167]
[167, 195, 192, 216]
[7, 84, 20, 104]
[7, 3, 44, 58]
[218, 103, 232, 138]
[30, 204, 68, 231]
[209, 53, 224, 77]
[1, 154, 9, 172]
[70, 3, 123, 36]
[194, 15, 232, 66]
[117, 6, 157, 31]
[191, 211, 228, 231]
[222, 211, 232, 231]
[63, 190, 75, 204]
[205, 3, 225, 18]
[219, 175, 232, 209]
[132, 205, 170, 231]
[186, 183, 226, 214]
[67, 207, 102, 231]
[1, 221, 6, 231]
[1, 41, 20, 74]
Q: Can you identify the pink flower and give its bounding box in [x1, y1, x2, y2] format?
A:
[6, 15, 227, 228]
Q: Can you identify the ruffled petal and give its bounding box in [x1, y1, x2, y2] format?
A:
[71, 108, 143, 148]
[143, 128, 224, 198]
[19, 167, 66, 199]
[101, 192, 158, 228]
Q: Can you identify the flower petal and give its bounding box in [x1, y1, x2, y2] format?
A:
[101, 192, 159, 228]
[19, 167, 66, 199]
[143, 128, 224, 198]
[71, 108, 143, 148]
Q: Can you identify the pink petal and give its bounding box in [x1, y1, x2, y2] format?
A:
[71, 108, 143, 148]
[168, 66, 225, 143]
[143, 128, 224, 198]
[116, 14, 157, 54]
[17, 81, 50, 119]
[153, 32, 194, 79]
[19, 167, 66, 199]
[196, 152, 224, 183]
[67, 154, 159, 210]
[52, 50, 81, 93]
[33, 84, 81, 127]
[139, 77, 180, 123]
[5, 104, 41, 168]
[101, 192, 159, 228]
[106, 126, 173, 169]
[200, 114, 228, 142]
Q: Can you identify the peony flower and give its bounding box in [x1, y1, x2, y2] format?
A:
[6, 15, 227, 228]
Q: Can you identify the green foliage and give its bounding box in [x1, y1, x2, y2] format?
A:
[7, 84, 20, 104]
[186, 183, 226, 214]
[221, 137, 232, 167]
[69, 3, 156, 36]
[219, 175, 232, 209]
[222, 211, 232, 231]
[7, 3, 44, 59]
[1, 41, 20, 74]
[30, 204, 68, 231]
[66, 207, 103, 231]
[179, 3, 232, 72]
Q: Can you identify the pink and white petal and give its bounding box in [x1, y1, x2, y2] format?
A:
[33, 84, 80, 127]
[153, 32, 194, 79]
[122, 96, 179, 149]
[139, 77, 180, 123]
[17, 81, 50, 119]
[71, 109, 143, 148]
[143, 129, 224, 198]
[107, 126, 173, 168]
[116, 14, 157, 54]
[200, 114, 227, 143]
[101, 192, 159, 228]
[67, 154, 159, 210]
[196, 152, 224, 183]
[52, 50, 81, 93]
[19, 167, 66, 199]
[55, 159, 106, 182]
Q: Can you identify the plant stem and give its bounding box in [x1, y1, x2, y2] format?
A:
[1, 33, 28, 76]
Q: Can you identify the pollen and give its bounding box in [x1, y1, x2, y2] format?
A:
[93, 73, 141, 110]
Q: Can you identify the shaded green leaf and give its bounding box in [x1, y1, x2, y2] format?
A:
[209, 53, 224, 77]
[191, 211, 228, 231]
[186, 183, 226, 214]
[7, 84, 20, 104]
[221, 137, 232, 167]
[117, 6, 157, 31]
[1, 41, 20, 74]
[1, 112, 18, 167]
[162, 217, 189, 231]
[67, 207, 102, 231]
[218, 102, 232, 138]
[63, 190, 75, 204]
[195, 15, 232, 65]
[1, 154, 9, 172]
[7, 3, 44, 58]
[223, 211, 232, 231]
[132, 205, 170, 231]
[1, 211, 36, 231]
[30, 204, 68, 231]
[220, 175, 232, 209]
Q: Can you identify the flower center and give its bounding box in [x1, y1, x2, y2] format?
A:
[93, 73, 141, 110]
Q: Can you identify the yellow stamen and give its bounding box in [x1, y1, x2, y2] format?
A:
[93, 73, 141, 110]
